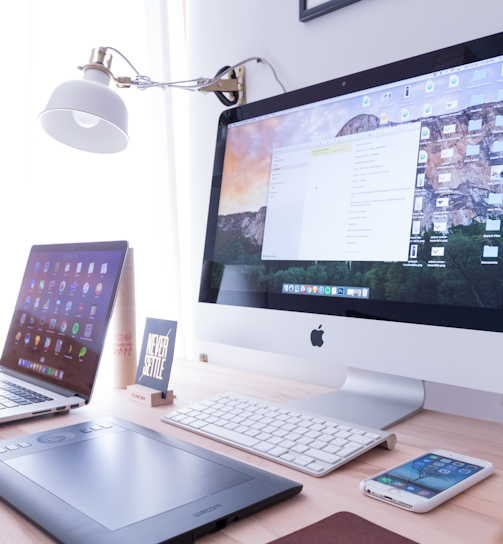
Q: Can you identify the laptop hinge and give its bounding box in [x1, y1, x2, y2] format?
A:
[0, 367, 89, 402]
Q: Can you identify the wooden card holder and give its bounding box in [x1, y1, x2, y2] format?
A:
[126, 384, 175, 407]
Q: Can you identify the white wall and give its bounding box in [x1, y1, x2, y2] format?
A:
[186, 0, 503, 423]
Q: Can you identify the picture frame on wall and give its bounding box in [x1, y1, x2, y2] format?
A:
[299, 0, 362, 22]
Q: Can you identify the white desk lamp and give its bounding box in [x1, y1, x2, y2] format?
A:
[38, 46, 285, 154]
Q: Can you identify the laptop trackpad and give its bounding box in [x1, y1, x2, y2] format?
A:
[6, 430, 253, 531]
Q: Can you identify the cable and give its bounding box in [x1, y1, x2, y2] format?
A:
[103, 47, 287, 95]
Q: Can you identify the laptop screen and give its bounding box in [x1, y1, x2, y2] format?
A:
[0, 241, 128, 398]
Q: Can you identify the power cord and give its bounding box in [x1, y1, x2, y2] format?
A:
[104, 47, 287, 96]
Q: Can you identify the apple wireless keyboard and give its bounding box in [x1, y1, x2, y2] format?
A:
[161, 392, 397, 477]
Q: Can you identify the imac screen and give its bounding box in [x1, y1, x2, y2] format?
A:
[200, 33, 503, 333]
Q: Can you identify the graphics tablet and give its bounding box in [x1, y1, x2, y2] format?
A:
[0, 417, 302, 544]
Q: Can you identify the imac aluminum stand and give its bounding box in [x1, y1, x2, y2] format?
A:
[283, 368, 425, 430]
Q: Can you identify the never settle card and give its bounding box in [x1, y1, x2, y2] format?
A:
[135, 318, 177, 398]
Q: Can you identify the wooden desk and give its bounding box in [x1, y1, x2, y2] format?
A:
[1, 360, 502, 544]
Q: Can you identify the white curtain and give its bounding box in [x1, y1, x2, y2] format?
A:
[0, 1, 195, 373]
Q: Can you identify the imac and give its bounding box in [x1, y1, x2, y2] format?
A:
[197, 32, 503, 430]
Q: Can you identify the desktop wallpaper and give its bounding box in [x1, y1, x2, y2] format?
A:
[211, 61, 503, 309]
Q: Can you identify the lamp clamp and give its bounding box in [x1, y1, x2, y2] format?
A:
[198, 65, 246, 106]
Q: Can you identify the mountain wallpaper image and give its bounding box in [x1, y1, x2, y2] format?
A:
[211, 92, 503, 309]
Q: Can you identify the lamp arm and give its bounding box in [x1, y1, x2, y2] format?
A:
[100, 46, 287, 96]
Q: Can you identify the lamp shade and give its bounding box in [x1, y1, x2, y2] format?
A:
[39, 68, 129, 153]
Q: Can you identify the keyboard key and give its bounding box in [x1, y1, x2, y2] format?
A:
[335, 431, 352, 439]
[305, 449, 342, 465]
[262, 425, 278, 434]
[337, 444, 363, 458]
[331, 438, 349, 447]
[338, 425, 352, 431]
[272, 429, 289, 438]
[307, 463, 324, 472]
[251, 422, 266, 430]
[350, 428, 365, 435]
[80, 429, 92, 433]
[1, 401, 19, 408]
[279, 440, 296, 449]
[190, 420, 209, 429]
[297, 437, 314, 446]
[280, 453, 296, 462]
[189, 404, 206, 412]
[292, 444, 310, 454]
[256, 433, 273, 441]
[90, 426, 102, 431]
[224, 422, 239, 430]
[270, 420, 285, 428]
[365, 432, 381, 439]
[309, 441, 327, 450]
[348, 435, 373, 446]
[294, 456, 314, 467]
[323, 444, 342, 454]
[234, 426, 248, 434]
[244, 429, 260, 437]
[0, 448, 7, 453]
[179, 417, 197, 425]
[281, 424, 296, 432]
[6, 445, 19, 451]
[297, 420, 313, 428]
[267, 436, 284, 445]
[310, 423, 326, 432]
[204, 424, 260, 447]
[100, 424, 112, 428]
[268, 447, 289, 457]
[253, 442, 275, 453]
[305, 431, 321, 439]
[318, 434, 334, 443]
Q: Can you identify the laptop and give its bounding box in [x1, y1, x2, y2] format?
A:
[0, 241, 128, 423]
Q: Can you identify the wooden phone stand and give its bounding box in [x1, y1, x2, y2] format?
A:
[126, 384, 175, 407]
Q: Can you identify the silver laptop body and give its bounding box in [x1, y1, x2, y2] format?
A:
[0, 241, 128, 423]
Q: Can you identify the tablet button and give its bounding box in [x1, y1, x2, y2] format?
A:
[47, 435, 66, 442]
[387, 488, 401, 494]
[37, 431, 76, 444]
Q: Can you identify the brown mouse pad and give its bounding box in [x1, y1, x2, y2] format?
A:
[269, 511, 418, 544]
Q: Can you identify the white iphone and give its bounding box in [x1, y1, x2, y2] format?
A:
[360, 449, 494, 513]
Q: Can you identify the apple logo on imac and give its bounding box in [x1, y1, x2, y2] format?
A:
[311, 325, 324, 347]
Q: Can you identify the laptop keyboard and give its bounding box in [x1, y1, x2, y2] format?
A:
[0, 380, 53, 409]
[161, 392, 397, 477]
